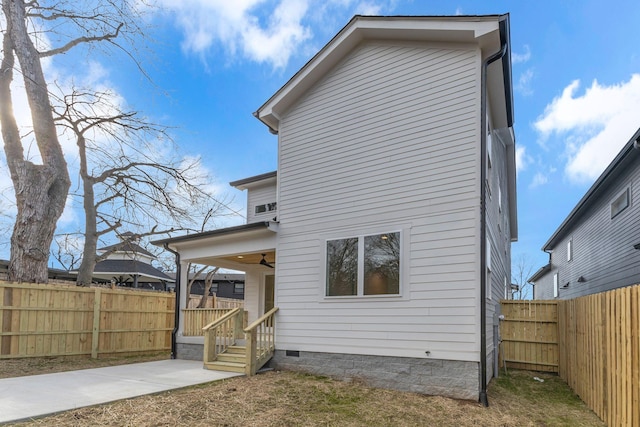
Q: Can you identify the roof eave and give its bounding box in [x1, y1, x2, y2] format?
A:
[151, 221, 276, 247]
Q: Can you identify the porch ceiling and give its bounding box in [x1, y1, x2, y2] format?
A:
[218, 251, 275, 266]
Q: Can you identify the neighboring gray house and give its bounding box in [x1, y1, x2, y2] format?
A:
[530, 128, 640, 300]
[154, 14, 517, 402]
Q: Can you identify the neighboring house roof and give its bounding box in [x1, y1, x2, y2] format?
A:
[91, 259, 174, 282]
[528, 263, 551, 283]
[230, 171, 277, 190]
[542, 128, 640, 251]
[152, 221, 276, 246]
[0, 259, 76, 281]
[97, 241, 155, 258]
[255, 14, 514, 133]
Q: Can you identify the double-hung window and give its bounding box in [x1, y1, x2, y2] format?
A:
[326, 232, 401, 297]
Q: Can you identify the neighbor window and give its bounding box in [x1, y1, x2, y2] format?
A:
[553, 273, 559, 298]
[326, 232, 400, 297]
[234, 282, 245, 294]
[567, 239, 573, 262]
[611, 188, 629, 219]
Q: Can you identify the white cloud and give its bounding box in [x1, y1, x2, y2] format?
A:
[529, 172, 548, 189]
[158, 0, 393, 69]
[511, 45, 531, 64]
[454, 7, 463, 16]
[534, 74, 640, 184]
[528, 166, 556, 189]
[515, 145, 530, 174]
[158, 0, 312, 69]
[516, 68, 534, 96]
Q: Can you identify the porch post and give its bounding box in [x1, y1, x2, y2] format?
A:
[178, 260, 189, 339]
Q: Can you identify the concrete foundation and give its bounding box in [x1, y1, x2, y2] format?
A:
[176, 343, 204, 361]
[269, 350, 479, 400]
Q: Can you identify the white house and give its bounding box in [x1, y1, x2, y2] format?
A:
[154, 14, 517, 402]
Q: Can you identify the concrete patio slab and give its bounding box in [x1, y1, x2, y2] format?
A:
[0, 359, 242, 424]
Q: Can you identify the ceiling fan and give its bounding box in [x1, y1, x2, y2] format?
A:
[259, 253, 275, 268]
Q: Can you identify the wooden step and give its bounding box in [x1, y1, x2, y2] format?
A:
[204, 360, 246, 373]
[226, 345, 246, 354]
[217, 352, 245, 363]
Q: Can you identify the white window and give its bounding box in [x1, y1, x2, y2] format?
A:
[487, 113, 492, 169]
[486, 238, 492, 273]
[255, 202, 277, 214]
[611, 188, 629, 218]
[486, 238, 492, 299]
[498, 179, 502, 213]
[567, 239, 573, 262]
[326, 232, 401, 297]
[553, 273, 559, 298]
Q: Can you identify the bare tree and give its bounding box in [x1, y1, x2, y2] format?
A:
[51, 233, 83, 271]
[0, 0, 149, 282]
[0, 0, 71, 282]
[54, 89, 225, 285]
[512, 253, 535, 300]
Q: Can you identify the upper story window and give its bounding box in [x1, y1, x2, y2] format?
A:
[567, 239, 573, 262]
[553, 273, 559, 298]
[255, 202, 277, 215]
[326, 232, 401, 297]
[611, 188, 629, 219]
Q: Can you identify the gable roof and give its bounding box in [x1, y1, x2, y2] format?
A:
[97, 241, 155, 258]
[255, 14, 513, 133]
[542, 127, 640, 251]
[90, 259, 174, 282]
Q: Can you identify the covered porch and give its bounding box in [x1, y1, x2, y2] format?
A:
[153, 222, 279, 375]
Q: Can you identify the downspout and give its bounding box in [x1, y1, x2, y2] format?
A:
[164, 243, 181, 359]
[479, 36, 508, 408]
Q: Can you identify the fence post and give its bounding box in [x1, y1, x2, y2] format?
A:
[91, 288, 102, 359]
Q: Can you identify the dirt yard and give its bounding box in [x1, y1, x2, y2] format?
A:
[2, 356, 604, 426]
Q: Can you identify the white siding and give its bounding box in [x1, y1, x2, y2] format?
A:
[275, 42, 481, 362]
[247, 183, 277, 223]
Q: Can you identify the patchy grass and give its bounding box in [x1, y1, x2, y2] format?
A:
[3, 358, 604, 427]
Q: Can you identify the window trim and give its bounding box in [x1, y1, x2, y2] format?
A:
[567, 239, 573, 262]
[321, 227, 408, 301]
[553, 273, 559, 298]
[610, 188, 630, 219]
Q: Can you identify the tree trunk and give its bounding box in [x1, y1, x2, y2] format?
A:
[76, 134, 98, 286]
[0, 0, 71, 283]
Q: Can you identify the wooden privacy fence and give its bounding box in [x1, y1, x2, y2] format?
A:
[499, 300, 559, 372]
[0, 282, 174, 359]
[558, 285, 640, 427]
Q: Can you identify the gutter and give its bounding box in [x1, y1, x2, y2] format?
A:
[479, 15, 510, 408]
[163, 243, 181, 359]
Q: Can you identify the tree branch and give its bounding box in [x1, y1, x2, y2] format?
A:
[39, 22, 123, 57]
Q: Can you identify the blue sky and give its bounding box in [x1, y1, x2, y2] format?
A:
[1, 0, 640, 278]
